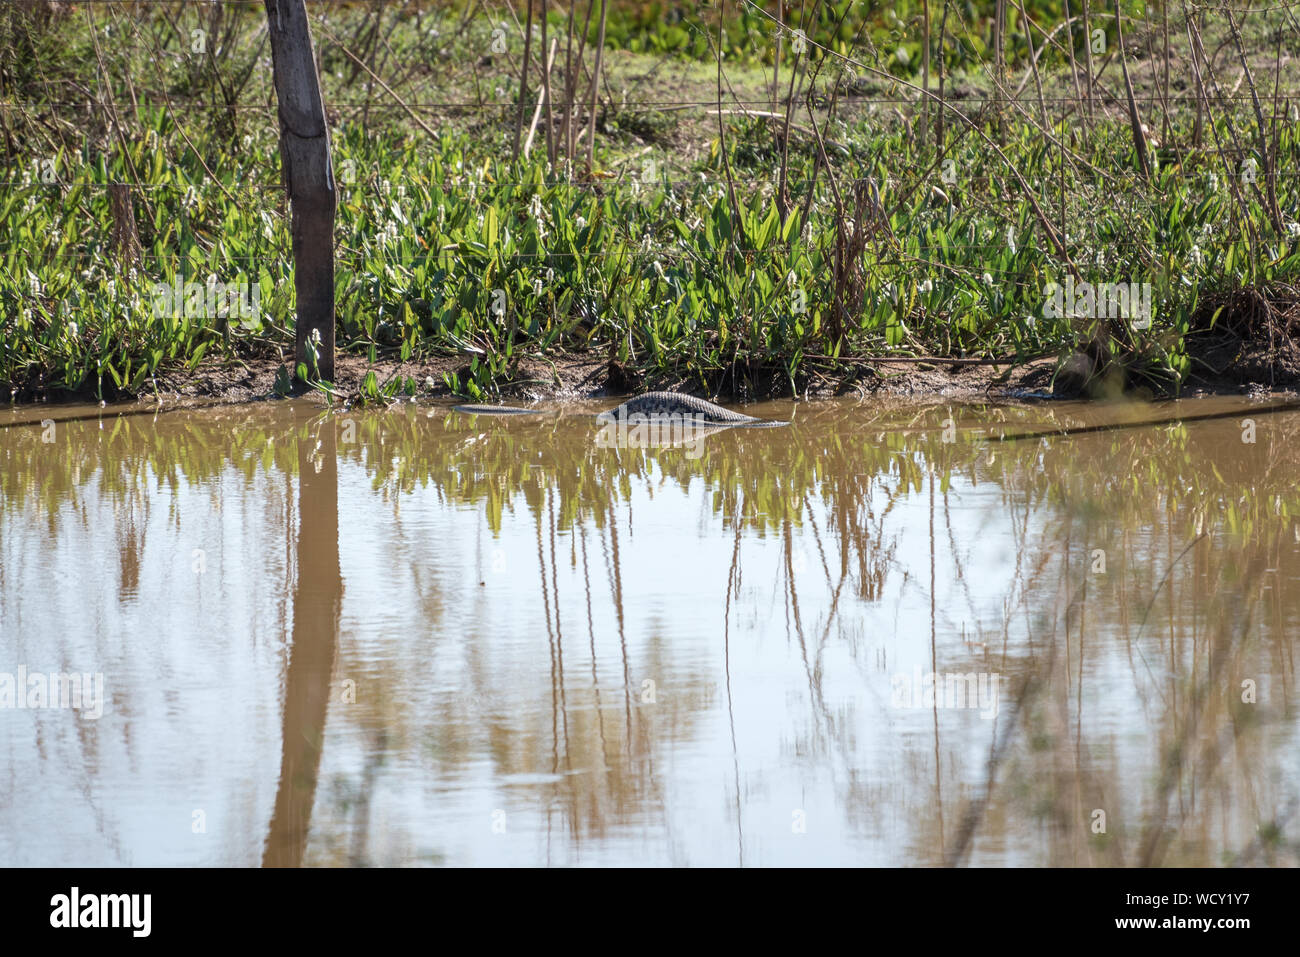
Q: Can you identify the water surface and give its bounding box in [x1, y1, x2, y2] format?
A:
[2, 394, 1298, 866]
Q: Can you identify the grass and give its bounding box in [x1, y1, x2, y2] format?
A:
[2, 1, 1300, 403]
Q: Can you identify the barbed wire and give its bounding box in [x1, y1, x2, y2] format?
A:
[27, 0, 1300, 9]
[7, 92, 1299, 109]
[0, 243, 1272, 260]
[1, 168, 1294, 189]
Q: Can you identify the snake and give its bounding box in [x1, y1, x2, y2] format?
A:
[452, 391, 790, 427]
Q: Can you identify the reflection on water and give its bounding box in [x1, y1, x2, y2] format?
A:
[1, 395, 1298, 866]
[263, 424, 341, 867]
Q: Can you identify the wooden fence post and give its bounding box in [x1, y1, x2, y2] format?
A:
[264, 0, 336, 385]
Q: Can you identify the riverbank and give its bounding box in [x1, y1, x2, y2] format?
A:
[8, 337, 1297, 420]
[4, 4, 1299, 409]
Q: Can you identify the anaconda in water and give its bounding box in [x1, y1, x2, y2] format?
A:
[454, 391, 789, 427]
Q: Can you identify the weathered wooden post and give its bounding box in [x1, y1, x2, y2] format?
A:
[264, 0, 336, 385]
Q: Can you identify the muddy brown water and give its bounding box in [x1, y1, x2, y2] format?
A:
[2, 394, 1298, 866]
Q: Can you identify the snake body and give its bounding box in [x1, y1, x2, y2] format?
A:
[454, 391, 787, 427]
[595, 392, 767, 424]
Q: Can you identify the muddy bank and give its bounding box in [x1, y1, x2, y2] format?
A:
[7, 351, 1063, 409]
[9, 335, 1299, 416]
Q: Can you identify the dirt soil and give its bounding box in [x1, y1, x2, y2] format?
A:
[137, 351, 1058, 405]
[13, 313, 1300, 415]
[95, 345, 1300, 411]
